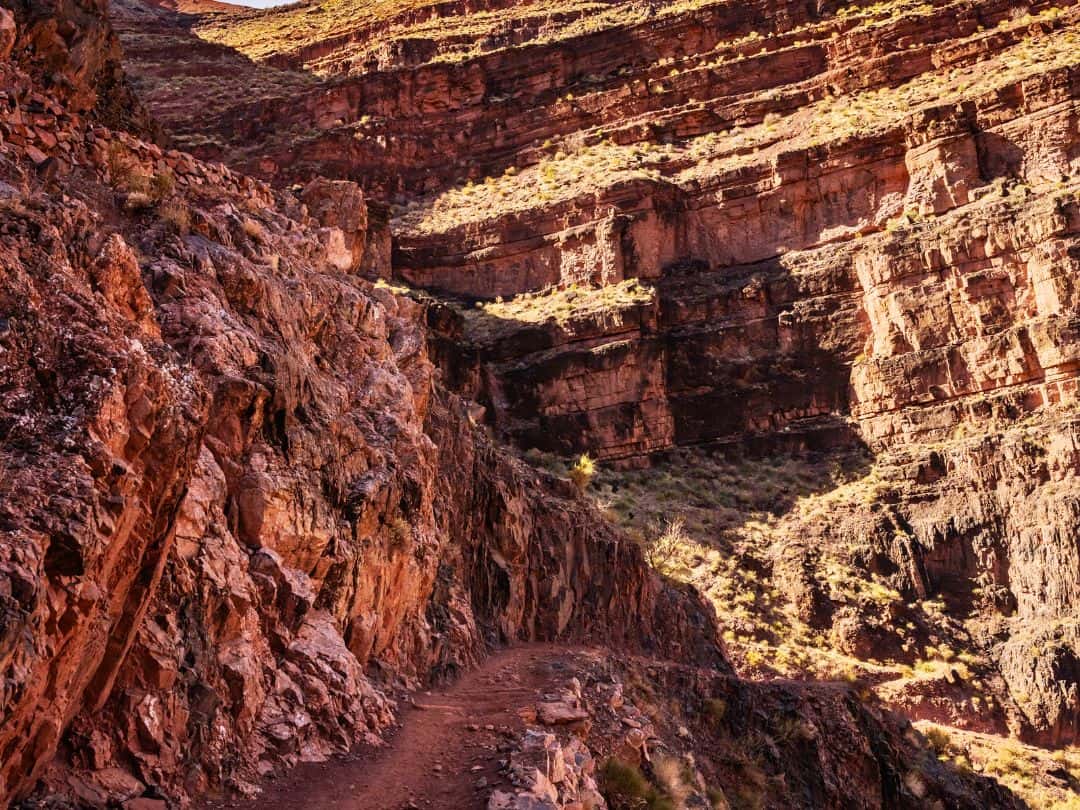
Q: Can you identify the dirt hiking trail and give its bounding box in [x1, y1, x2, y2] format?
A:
[205, 644, 582, 810]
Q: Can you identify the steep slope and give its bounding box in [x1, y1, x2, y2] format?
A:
[0, 2, 719, 805]
[107, 0, 1080, 805]
[0, 0, 1074, 808]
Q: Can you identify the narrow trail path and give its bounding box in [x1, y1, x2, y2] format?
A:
[208, 644, 581, 810]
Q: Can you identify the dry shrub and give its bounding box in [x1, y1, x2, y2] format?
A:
[646, 516, 687, 570]
[158, 199, 191, 234]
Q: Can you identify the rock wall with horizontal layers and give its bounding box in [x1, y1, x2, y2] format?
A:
[0, 3, 723, 805]
[112, 0, 1080, 764]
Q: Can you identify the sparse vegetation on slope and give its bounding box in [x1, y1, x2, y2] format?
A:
[394, 9, 1079, 236]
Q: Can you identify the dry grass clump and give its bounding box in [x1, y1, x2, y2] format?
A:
[461, 279, 655, 344]
[109, 143, 167, 197]
[158, 199, 192, 235]
[600, 758, 675, 810]
[646, 517, 689, 572]
[108, 143, 183, 217]
[915, 724, 1080, 810]
[241, 216, 266, 242]
[104, 141, 272, 241]
[820, 560, 900, 605]
[107, 142, 147, 191]
[703, 697, 727, 724]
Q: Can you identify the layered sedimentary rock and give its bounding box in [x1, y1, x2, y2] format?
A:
[0, 3, 720, 805]
[432, 181, 1080, 462]
[118, 0, 1079, 201]
[3, 0, 1079, 806]
[127, 0, 1080, 463]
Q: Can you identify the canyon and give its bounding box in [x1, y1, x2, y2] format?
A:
[0, 0, 1078, 808]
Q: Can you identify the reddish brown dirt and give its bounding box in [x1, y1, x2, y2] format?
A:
[205, 644, 580, 810]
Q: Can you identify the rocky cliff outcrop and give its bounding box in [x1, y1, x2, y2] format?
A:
[2, 0, 1077, 806]
[0, 3, 722, 805]
[495, 649, 1020, 810]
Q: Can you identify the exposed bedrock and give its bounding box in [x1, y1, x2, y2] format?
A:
[126, 0, 1079, 200]
[1, 0, 1077, 805]
[0, 5, 721, 805]
[423, 147, 1080, 750]
[430, 123, 1080, 457]
[399, 18, 1080, 753]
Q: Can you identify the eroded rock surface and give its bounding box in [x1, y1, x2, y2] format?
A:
[493, 648, 1020, 809]
[0, 3, 719, 805]
[2, 0, 1078, 806]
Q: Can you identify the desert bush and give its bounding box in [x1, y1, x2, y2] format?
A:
[653, 756, 691, 804]
[107, 143, 149, 193]
[570, 453, 596, 491]
[150, 169, 175, 201]
[707, 787, 727, 809]
[600, 759, 674, 810]
[983, 740, 1027, 776]
[646, 516, 687, 570]
[923, 725, 953, 756]
[122, 192, 154, 212]
[773, 716, 815, 744]
[108, 144, 177, 208]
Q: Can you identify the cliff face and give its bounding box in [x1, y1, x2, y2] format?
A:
[1, 0, 1077, 807]
[403, 6, 1080, 761]
[109, 0, 1080, 800]
[0, 3, 720, 804]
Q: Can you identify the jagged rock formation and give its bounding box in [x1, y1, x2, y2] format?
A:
[1, 0, 1078, 807]
[0, 3, 720, 805]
